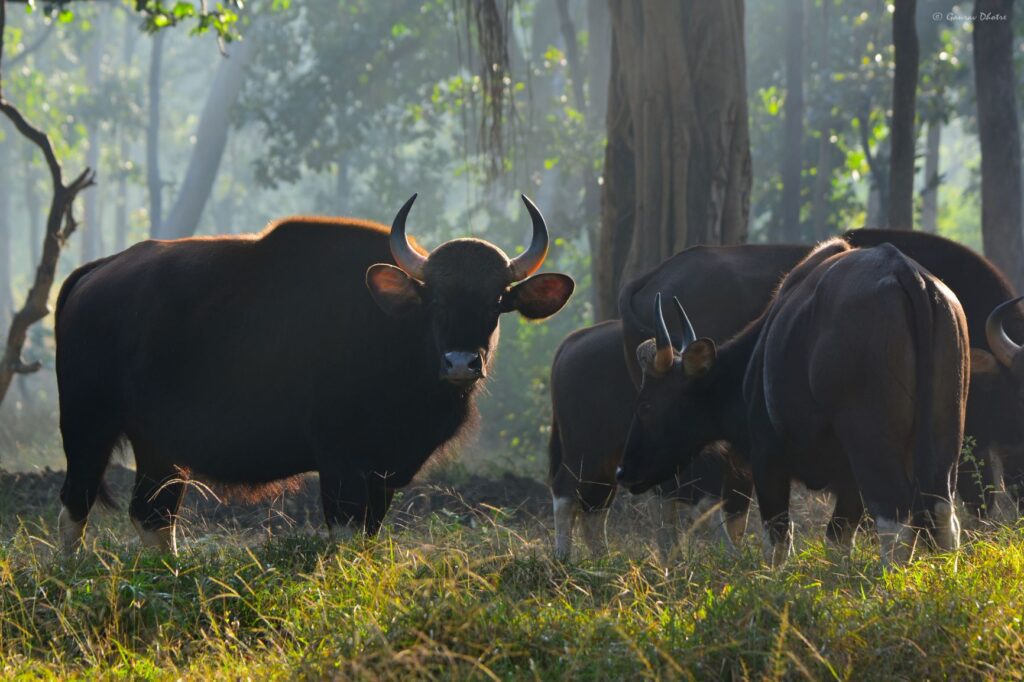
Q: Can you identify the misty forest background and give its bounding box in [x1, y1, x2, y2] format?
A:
[0, 0, 1022, 479]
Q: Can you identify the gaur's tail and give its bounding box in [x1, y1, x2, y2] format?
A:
[893, 251, 938, 514]
[548, 416, 563, 487]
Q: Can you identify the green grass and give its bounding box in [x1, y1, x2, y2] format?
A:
[2, 510, 1024, 680]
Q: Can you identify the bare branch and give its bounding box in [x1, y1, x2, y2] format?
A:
[11, 359, 42, 374]
[0, 0, 98, 407]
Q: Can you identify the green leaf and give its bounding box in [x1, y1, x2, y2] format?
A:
[173, 2, 197, 19]
[57, 9, 74, 24]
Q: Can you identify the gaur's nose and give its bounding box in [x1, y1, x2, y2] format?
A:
[441, 351, 485, 385]
[615, 466, 626, 483]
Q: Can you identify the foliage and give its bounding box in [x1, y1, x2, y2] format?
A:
[746, 0, 980, 240]
[1, 508, 1024, 678]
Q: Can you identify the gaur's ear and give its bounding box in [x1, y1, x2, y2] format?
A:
[681, 338, 716, 378]
[971, 349, 999, 377]
[366, 264, 423, 317]
[502, 273, 575, 319]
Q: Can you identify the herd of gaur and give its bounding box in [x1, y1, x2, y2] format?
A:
[53, 196, 1024, 565]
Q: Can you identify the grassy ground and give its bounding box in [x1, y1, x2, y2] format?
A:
[1, 490, 1024, 681]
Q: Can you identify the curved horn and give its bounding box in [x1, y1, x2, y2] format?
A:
[509, 194, 551, 281]
[653, 293, 675, 373]
[389, 194, 428, 280]
[672, 297, 697, 351]
[986, 296, 1024, 369]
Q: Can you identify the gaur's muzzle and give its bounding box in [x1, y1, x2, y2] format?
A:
[441, 350, 485, 386]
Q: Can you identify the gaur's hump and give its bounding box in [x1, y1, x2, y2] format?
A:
[776, 237, 852, 296]
[259, 216, 391, 243]
[807, 237, 852, 261]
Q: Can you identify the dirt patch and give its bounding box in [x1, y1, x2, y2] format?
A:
[0, 465, 553, 534]
[0, 463, 847, 555]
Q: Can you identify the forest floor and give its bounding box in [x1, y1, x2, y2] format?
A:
[0, 464, 1022, 679]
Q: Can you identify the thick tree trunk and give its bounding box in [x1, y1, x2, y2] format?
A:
[920, 119, 941, 234]
[156, 37, 255, 239]
[888, 0, 919, 231]
[146, 31, 164, 236]
[974, 0, 1023, 291]
[595, 1, 750, 319]
[594, 22, 635, 321]
[780, 0, 805, 243]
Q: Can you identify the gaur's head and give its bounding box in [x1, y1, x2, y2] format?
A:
[366, 194, 574, 391]
[616, 294, 718, 493]
[979, 297, 1024, 461]
[986, 296, 1024, 404]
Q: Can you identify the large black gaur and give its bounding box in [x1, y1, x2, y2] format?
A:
[616, 240, 970, 565]
[54, 195, 574, 553]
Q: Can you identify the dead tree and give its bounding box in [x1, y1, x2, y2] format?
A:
[0, 0, 95, 408]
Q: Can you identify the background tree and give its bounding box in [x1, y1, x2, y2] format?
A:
[974, 0, 1023, 291]
[887, 0, 919, 230]
[595, 1, 751, 320]
[780, 0, 806, 242]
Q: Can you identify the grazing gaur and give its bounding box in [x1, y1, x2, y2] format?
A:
[55, 194, 574, 553]
[548, 320, 729, 560]
[619, 229, 1024, 516]
[616, 241, 970, 565]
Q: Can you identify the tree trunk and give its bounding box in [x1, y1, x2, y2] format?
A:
[595, 1, 750, 319]
[115, 15, 138, 254]
[156, 37, 256, 239]
[780, 0, 805, 243]
[584, 0, 610, 317]
[0, 140, 11, 328]
[555, 0, 585, 112]
[888, 0, 919, 231]
[811, 133, 833, 240]
[920, 118, 941, 234]
[974, 0, 1023, 291]
[81, 8, 105, 262]
[594, 19, 635, 322]
[24, 152, 40, 265]
[147, 30, 164, 236]
[860, 106, 888, 227]
[586, 0, 611, 127]
[810, 0, 832, 241]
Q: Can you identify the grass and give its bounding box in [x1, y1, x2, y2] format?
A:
[1, 506, 1024, 680]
